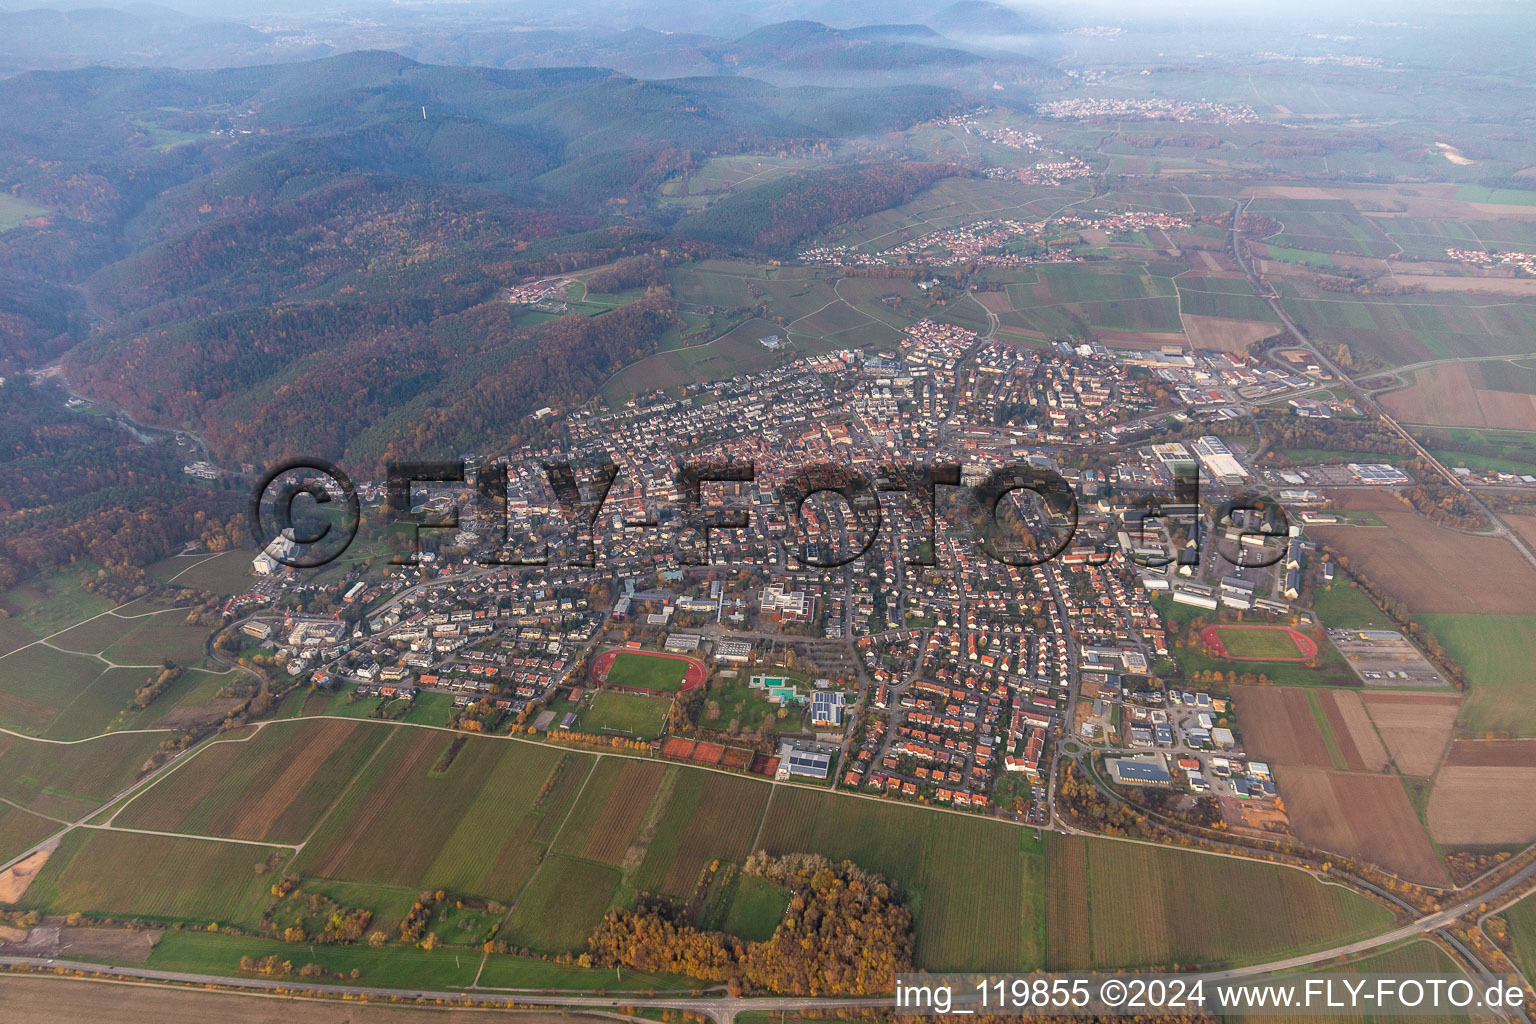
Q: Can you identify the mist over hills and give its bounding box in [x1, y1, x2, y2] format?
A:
[0, 49, 975, 471]
[0, 1, 1064, 84]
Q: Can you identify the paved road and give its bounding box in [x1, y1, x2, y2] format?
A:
[1228, 198, 1536, 573]
[0, 958, 891, 1023]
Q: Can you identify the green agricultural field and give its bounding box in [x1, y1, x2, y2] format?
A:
[0, 729, 166, 819]
[1176, 280, 1281, 322]
[0, 618, 33, 659]
[553, 758, 670, 866]
[16, 830, 283, 928]
[0, 643, 109, 733]
[35, 664, 169, 738]
[46, 609, 147, 654]
[756, 787, 1045, 972]
[147, 550, 259, 594]
[604, 651, 691, 692]
[1421, 614, 1536, 736]
[1413, 425, 1536, 475]
[1455, 185, 1536, 207]
[1259, 208, 1398, 258]
[293, 729, 594, 898]
[116, 718, 392, 843]
[99, 614, 216, 668]
[1261, 245, 1335, 267]
[1279, 287, 1536, 365]
[143, 928, 480, 990]
[1377, 215, 1501, 259]
[1506, 891, 1536, 980]
[500, 854, 623, 953]
[1311, 578, 1392, 630]
[601, 316, 785, 405]
[632, 768, 769, 898]
[0, 569, 113, 640]
[1038, 264, 1176, 303]
[0, 801, 58, 863]
[722, 873, 791, 942]
[1474, 359, 1536, 395]
[578, 691, 670, 738]
[1045, 834, 1393, 970]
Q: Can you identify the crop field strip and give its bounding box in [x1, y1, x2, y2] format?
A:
[1360, 692, 1460, 776]
[499, 854, 622, 953]
[0, 729, 168, 820]
[554, 757, 670, 865]
[755, 786, 1045, 971]
[0, 644, 110, 733]
[1230, 686, 1334, 768]
[1507, 892, 1536, 982]
[14, 829, 286, 928]
[632, 767, 769, 897]
[114, 718, 392, 843]
[1417, 614, 1536, 737]
[292, 727, 593, 899]
[0, 800, 59, 863]
[1318, 690, 1389, 772]
[1277, 285, 1536, 364]
[1278, 767, 1448, 885]
[1044, 833, 1395, 970]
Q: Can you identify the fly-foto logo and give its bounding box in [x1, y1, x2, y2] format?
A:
[250, 457, 1291, 572]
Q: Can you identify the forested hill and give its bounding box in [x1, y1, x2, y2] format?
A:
[677, 163, 966, 253]
[0, 53, 968, 480]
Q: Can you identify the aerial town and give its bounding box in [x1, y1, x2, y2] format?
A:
[227, 293, 1489, 840]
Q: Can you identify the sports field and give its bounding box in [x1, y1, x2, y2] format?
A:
[578, 690, 671, 738]
[1203, 624, 1317, 661]
[590, 648, 705, 694]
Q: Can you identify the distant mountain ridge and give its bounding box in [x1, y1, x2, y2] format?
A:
[929, 1, 1054, 37]
[710, 20, 983, 73]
